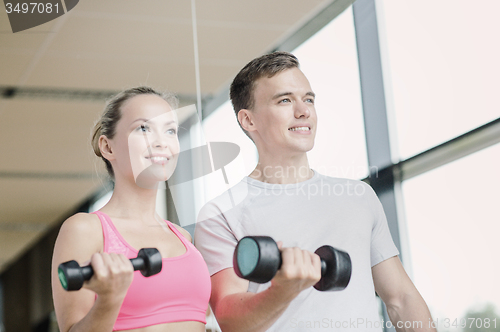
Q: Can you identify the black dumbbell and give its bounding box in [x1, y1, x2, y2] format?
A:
[58, 248, 162, 291]
[233, 236, 351, 291]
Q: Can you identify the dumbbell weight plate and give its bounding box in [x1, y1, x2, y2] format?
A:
[136, 248, 162, 277]
[58, 260, 84, 291]
[235, 237, 260, 277]
[233, 236, 281, 283]
[313, 245, 352, 291]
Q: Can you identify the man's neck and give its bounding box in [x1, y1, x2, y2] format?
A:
[249, 153, 313, 184]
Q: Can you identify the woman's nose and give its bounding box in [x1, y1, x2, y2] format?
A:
[151, 131, 168, 148]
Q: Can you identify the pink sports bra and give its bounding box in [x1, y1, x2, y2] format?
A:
[92, 211, 211, 331]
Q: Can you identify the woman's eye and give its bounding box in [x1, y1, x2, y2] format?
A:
[167, 128, 177, 135]
[138, 125, 149, 132]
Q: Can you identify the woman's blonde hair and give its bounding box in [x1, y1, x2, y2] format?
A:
[91, 86, 178, 179]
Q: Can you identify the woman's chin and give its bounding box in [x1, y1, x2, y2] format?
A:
[135, 166, 173, 189]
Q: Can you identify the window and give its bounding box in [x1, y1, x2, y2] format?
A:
[202, 100, 258, 201]
[378, 0, 500, 159]
[402, 143, 500, 325]
[294, 6, 368, 179]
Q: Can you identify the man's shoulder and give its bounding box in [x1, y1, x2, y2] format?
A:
[314, 171, 371, 187]
[312, 171, 377, 200]
[205, 177, 251, 205]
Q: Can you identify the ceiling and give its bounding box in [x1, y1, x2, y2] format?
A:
[0, 0, 351, 273]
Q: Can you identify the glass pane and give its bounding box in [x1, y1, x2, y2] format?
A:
[402, 143, 500, 328]
[202, 100, 258, 201]
[294, 6, 368, 179]
[379, 0, 500, 159]
[89, 190, 113, 213]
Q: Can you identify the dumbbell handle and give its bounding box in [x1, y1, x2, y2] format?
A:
[247, 236, 330, 278]
[73, 256, 147, 282]
[275, 254, 328, 276]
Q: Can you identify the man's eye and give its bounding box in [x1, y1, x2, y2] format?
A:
[279, 98, 291, 104]
[306, 98, 315, 104]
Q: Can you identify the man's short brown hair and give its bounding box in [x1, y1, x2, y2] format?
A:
[229, 52, 300, 138]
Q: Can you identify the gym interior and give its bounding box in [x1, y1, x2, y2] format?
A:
[1, 0, 499, 331]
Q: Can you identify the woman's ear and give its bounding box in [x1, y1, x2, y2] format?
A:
[238, 109, 257, 133]
[98, 135, 115, 161]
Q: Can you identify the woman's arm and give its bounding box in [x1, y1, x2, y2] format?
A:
[51, 213, 134, 332]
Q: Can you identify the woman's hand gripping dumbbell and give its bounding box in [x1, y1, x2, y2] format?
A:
[233, 236, 351, 291]
[58, 248, 162, 291]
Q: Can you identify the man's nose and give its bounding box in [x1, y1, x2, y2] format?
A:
[295, 100, 311, 118]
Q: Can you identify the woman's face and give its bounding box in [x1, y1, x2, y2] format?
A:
[110, 94, 180, 188]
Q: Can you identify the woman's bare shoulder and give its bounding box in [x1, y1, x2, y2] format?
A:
[55, 212, 103, 254]
[171, 223, 193, 243]
[60, 212, 101, 234]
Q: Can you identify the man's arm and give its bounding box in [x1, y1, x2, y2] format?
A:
[373, 256, 437, 332]
[210, 247, 322, 332]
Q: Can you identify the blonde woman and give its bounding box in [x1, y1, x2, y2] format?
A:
[52, 87, 211, 332]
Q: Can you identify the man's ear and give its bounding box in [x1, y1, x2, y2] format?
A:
[238, 109, 257, 133]
[98, 135, 115, 161]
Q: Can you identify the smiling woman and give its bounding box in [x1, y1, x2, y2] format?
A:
[51, 86, 211, 332]
[122, 95, 180, 189]
[90, 87, 178, 182]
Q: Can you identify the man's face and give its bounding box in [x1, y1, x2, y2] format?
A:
[250, 67, 317, 156]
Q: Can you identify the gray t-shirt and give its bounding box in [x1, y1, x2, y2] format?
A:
[195, 170, 399, 331]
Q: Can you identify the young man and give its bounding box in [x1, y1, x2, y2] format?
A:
[195, 52, 435, 332]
